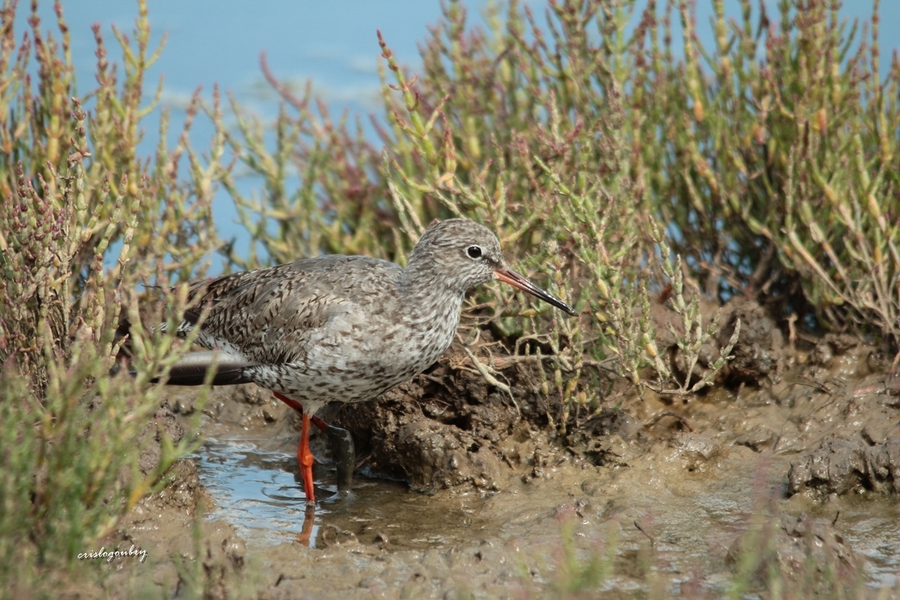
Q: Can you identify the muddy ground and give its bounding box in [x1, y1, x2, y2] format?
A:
[97, 299, 899, 598]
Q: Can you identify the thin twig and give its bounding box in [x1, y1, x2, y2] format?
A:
[634, 520, 656, 546]
[463, 346, 519, 415]
[646, 410, 695, 432]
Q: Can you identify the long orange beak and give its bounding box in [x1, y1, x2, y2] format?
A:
[494, 268, 576, 315]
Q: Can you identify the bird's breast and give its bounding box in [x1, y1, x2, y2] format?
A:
[262, 306, 460, 403]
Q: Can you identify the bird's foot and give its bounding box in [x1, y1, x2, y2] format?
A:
[297, 413, 317, 504]
[274, 391, 355, 501]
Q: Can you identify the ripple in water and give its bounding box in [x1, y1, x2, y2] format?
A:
[195, 438, 324, 545]
[193, 434, 480, 550]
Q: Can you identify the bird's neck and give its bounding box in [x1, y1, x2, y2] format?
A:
[400, 257, 466, 325]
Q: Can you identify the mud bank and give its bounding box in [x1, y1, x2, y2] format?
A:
[97, 319, 899, 598]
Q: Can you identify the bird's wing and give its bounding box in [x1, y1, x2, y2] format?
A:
[179, 256, 398, 365]
[181, 262, 295, 328]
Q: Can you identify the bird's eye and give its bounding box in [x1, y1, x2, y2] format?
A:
[466, 245, 483, 259]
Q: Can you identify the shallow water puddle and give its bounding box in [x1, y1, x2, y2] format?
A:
[194, 434, 490, 550]
[193, 433, 898, 591]
[842, 509, 900, 589]
[195, 437, 317, 545]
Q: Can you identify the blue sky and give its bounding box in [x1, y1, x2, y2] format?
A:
[22, 1, 897, 122]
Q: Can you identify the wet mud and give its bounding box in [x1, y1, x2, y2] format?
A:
[99, 300, 899, 597]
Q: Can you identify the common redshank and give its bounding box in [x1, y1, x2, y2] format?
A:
[163, 218, 575, 503]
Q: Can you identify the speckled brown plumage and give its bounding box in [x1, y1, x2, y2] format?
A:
[165, 218, 575, 503]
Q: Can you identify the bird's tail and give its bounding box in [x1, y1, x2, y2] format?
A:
[154, 350, 255, 386]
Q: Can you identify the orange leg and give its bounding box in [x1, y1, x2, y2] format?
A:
[272, 390, 303, 413]
[272, 391, 351, 503]
[297, 412, 316, 504]
[272, 391, 328, 431]
[272, 391, 322, 503]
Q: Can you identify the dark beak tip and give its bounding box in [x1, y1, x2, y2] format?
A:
[494, 268, 576, 316]
[548, 300, 577, 316]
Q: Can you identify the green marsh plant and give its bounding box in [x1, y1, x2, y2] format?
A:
[224, 0, 899, 415]
[0, 0, 229, 593]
